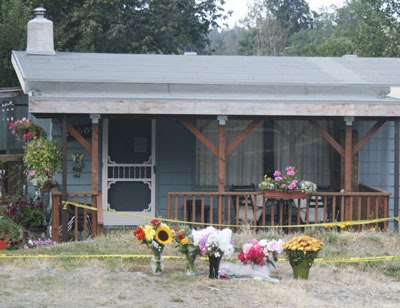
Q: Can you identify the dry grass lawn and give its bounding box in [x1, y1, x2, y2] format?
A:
[1, 229, 399, 307]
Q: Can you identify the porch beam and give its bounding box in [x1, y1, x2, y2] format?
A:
[66, 124, 92, 155]
[225, 119, 262, 155]
[309, 120, 344, 157]
[352, 120, 386, 155]
[180, 119, 218, 157]
[30, 98, 400, 117]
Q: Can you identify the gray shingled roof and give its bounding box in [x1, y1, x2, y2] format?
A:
[11, 51, 400, 116]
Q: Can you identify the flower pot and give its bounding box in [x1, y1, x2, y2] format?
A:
[264, 191, 307, 200]
[291, 259, 311, 279]
[0, 238, 10, 250]
[208, 255, 222, 279]
[150, 254, 165, 275]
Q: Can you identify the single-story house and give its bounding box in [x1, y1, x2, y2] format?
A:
[11, 9, 400, 239]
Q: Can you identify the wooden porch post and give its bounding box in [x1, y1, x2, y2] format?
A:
[90, 114, 101, 235]
[61, 115, 68, 241]
[395, 119, 400, 231]
[344, 117, 353, 221]
[217, 116, 227, 192]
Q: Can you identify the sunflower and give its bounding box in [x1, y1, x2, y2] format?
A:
[155, 224, 173, 245]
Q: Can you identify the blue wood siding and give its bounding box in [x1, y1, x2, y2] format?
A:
[50, 117, 95, 193]
[356, 121, 396, 222]
[156, 119, 195, 218]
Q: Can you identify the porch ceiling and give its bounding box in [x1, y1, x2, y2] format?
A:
[12, 51, 400, 117]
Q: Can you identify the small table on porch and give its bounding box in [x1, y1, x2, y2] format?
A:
[263, 191, 308, 227]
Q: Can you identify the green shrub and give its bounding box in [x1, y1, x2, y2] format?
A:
[0, 216, 24, 249]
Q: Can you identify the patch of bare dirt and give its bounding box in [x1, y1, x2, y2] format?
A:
[1, 261, 399, 308]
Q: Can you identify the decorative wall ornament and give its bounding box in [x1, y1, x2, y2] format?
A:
[72, 152, 84, 177]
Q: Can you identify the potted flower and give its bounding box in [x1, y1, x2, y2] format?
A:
[133, 219, 174, 274]
[7, 198, 46, 232]
[0, 216, 24, 250]
[259, 166, 317, 198]
[23, 138, 62, 191]
[173, 225, 201, 276]
[283, 235, 323, 279]
[193, 226, 234, 279]
[9, 117, 46, 143]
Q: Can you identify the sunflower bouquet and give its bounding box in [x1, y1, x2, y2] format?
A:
[283, 235, 323, 279]
[174, 225, 201, 276]
[133, 219, 173, 274]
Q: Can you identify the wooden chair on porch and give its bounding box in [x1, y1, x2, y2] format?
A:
[229, 184, 263, 223]
[299, 186, 333, 223]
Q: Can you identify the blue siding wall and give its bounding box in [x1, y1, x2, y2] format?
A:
[50, 117, 95, 193]
[156, 119, 195, 217]
[356, 121, 396, 223]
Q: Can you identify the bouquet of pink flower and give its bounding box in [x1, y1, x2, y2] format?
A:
[239, 239, 284, 268]
[259, 166, 317, 194]
[238, 239, 266, 266]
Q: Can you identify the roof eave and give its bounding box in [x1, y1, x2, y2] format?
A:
[11, 51, 27, 94]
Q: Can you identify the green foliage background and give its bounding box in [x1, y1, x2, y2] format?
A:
[2, 0, 400, 88]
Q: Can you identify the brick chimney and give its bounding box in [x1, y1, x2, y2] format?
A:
[26, 7, 55, 55]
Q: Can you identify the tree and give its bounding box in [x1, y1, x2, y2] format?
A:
[27, 0, 228, 54]
[0, 0, 31, 87]
[284, 12, 354, 56]
[235, 0, 314, 56]
[335, 0, 393, 57]
[284, 0, 400, 57]
[266, 0, 314, 35]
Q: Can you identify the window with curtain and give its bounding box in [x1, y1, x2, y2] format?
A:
[195, 119, 335, 189]
[273, 120, 334, 187]
[195, 119, 264, 187]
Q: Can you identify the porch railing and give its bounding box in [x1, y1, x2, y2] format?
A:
[51, 189, 98, 242]
[167, 190, 390, 231]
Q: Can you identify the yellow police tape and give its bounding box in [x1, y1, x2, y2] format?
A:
[62, 201, 399, 230]
[0, 253, 399, 263]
